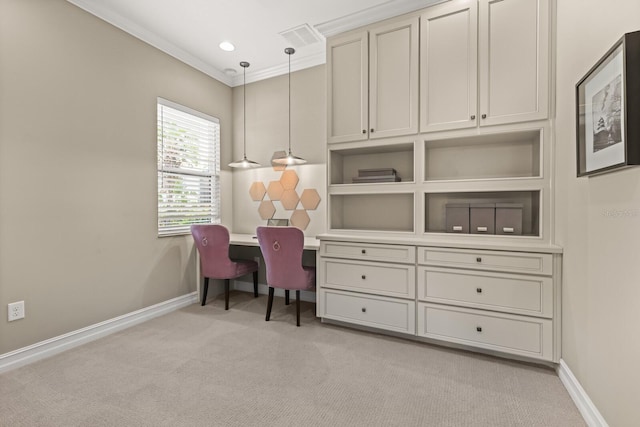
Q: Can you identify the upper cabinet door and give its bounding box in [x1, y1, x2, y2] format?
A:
[369, 16, 419, 139]
[479, 0, 549, 126]
[327, 31, 369, 144]
[420, 0, 478, 132]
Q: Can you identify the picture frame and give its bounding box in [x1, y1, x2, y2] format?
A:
[576, 30, 640, 177]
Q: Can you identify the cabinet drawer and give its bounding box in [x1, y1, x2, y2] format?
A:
[418, 267, 552, 317]
[321, 289, 415, 334]
[417, 304, 552, 360]
[321, 241, 416, 264]
[324, 259, 415, 299]
[418, 247, 552, 275]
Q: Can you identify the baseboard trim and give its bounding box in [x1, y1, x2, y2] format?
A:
[0, 292, 198, 374]
[233, 279, 316, 302]
[557, 359, 609, 427]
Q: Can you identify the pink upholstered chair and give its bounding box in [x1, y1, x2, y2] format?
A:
[191, 224, 258, 309]
[256, 226, 315, 326]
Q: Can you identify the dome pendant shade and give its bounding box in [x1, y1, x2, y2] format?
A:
[273, 47, 306, 166]
[229, 61, 260, 168]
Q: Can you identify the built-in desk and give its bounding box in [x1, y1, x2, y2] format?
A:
[195, 233, 320, 303]
[229, 233, 320, 251]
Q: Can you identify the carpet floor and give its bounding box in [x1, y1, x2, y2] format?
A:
[0, 292, 585, 426]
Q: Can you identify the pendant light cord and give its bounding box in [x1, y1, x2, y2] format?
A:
[243, 64, 247, 158]
[288, 50, 291, 155]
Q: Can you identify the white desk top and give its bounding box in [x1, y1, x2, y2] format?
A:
[229, 233, 320, 250]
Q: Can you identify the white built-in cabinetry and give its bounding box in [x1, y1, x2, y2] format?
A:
[319, 0, 560, 364]
[327, 16, 418, 143]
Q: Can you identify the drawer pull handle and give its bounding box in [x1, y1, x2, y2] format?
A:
[362, 307, 366, 313]
[370, 128, 375, 133]
[481, 114, 487, 119]
[362, 129, 367, 134]
[477, 226, 488, 232]
[361, 275, 366, 280]
[476, 288, 482, 293]
[503, 227, 515, 233]
[476, 326, 482, 332]
[476, 257, 482, 263]
[452, 225, 463, 232]
[361, 249, 366, 254]
[470, 114, 476, 120]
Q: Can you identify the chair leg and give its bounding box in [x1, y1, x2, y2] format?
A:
[224, 279, 230, 310]
[266, 287, 274, 321]
[253, 271, 258, 297]
[285, 289, 290, 305]
[201, 277, 209, 306]
[296, 290, 301, 327]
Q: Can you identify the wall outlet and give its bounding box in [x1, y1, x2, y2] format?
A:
[254, 256, 261, 267]
[8, 301, 25, 321]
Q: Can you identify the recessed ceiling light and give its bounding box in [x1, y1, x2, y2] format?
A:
[219, 41, 235, 52]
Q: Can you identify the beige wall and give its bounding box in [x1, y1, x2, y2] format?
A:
[0, 0, 232, 354]
[230, 66, 327, 235]
[556, 1, 640, 425]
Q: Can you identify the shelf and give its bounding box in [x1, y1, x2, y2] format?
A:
[424, 191, 540, 236]
[424, 130, 541, 181]
[330, 193, 414, 233]
[330, 142, 414, 185]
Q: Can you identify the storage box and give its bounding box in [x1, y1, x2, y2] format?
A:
[470, 203, 495, 234]
[495, 203, 523, 235]
[445, 203, 469, 233]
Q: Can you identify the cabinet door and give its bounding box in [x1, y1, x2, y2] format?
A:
[327, 31, 368, 144]
[420, 0, 478, 132]
[479, 0, 549, 126]
[369, 16, 419, 139]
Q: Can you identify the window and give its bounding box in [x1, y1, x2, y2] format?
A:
[157, 98, 220, 236]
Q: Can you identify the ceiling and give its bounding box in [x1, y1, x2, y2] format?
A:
[67, 0, 444, 87]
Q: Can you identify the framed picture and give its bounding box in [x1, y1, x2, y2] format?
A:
[576, 30, 640, 177]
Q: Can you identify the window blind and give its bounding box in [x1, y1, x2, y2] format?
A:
[157, 98, 220, 236]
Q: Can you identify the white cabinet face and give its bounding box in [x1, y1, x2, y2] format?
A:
[420, 0, 478, 132]
[479, 0, 549, 125]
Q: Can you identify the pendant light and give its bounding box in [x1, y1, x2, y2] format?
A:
[273, 47, 307, 165]
[229, 61, 260, 168]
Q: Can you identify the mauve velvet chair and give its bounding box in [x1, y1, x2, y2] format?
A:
[256, 226, 316, 326]
[191, 224, 258, 309]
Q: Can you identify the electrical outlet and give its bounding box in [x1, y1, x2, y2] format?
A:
[254, 256, 261, 267]
[8, 301, 25, 322]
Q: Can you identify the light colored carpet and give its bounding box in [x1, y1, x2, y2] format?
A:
[0, 292, 585, 426]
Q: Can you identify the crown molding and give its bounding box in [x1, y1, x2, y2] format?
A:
[66, 0, 235, 86]
[315, 0, 445, 38]
[231, 51, 326, 87]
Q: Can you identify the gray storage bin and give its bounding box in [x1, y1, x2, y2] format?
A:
[470, 203, 495, 234]
[445, 203, 469, 233]
[495, 203, 523, 235]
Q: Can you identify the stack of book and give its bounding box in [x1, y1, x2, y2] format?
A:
[352, 168, 401, 183]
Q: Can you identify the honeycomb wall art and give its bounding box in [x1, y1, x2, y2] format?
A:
[248, 152, 321, 230]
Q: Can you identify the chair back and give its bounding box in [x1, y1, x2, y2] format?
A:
[191, 224, 236, 278]
[256, 226, 308, 290]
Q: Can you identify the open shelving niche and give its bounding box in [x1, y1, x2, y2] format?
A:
[327, 124, 552, 243]
[328, 138, 416, 234]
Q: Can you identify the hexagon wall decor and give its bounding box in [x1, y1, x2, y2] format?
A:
[249, 181, 266, 201]
[280, 170, 299, 190]
[300, 189, 321, 210]
[290, 209, 311, 230]
[266, 181, 284, 201]
[280, 189, 300, 210]
[258, 201, 276, 220]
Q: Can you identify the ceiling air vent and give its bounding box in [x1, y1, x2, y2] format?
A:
[279, 24, 323, 48]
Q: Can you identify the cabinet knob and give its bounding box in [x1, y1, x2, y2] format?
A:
[361, 275, 366, 280]
[476, 288, 482, 293]
[481, 114, 487, 119]
[470, 115, 476, 120]
[476, 326, 482, 332]
[362, 307, 367, 313]
[361, 249, 366, 254]
[476, 257, 482, 263]
[370, 128, 375, 133]
[362, 129, 367, 134]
